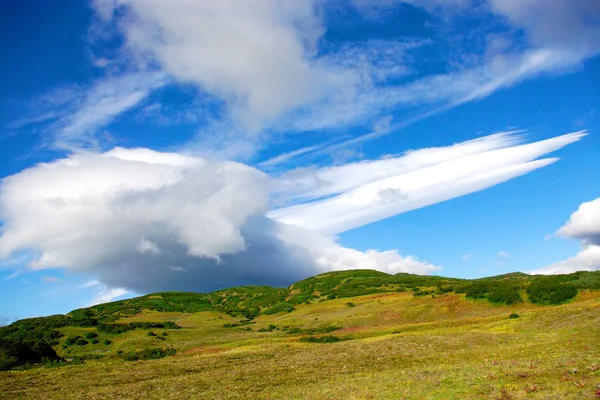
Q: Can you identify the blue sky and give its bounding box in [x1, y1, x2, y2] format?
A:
[1, 0, 599, 324]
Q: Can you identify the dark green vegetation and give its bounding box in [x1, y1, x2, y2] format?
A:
[120, 347, 176, 361]
[1, 269, 599, 373]
[299, 335, 345, 343]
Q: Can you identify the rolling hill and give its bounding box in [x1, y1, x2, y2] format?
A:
[1, 269, 600, 399]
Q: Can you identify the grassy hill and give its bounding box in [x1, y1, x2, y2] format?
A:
[1, 269, 600, 399]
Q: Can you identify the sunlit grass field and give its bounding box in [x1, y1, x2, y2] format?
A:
[2, 289, 600, 399]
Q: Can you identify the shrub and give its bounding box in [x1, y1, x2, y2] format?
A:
[0, 338, 60, 371]
[90, 338, 99, 344]
[300, 335, 342, 343]
[314, 326, 340, 334]
[103, 340, 112, 345]
[463, 283, 489, 299]
[97, 321, 180, 335]
[527, 280, 577, 304]
[262, 302, 295, 315]
[121, 348, 176, 361]
[487, 285, 522, 305]
[65, 336, 81, 346]
[147, 331, 156, 337]
[346, 302, 356, 307]
[75, 338, 89, 346]
[84, 332, 98, 339]
[509, 313, 519, 319]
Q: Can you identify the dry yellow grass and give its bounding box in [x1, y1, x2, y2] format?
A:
[1, 292, 599, 399]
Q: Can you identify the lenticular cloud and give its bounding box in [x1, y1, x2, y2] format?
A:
[269, 130, 586, 234]
[0, 147, 438, 293]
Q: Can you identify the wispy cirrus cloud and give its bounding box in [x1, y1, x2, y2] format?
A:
[269, 131, 586, 234]
[88, 287, 129, 307]
[9, 0, 596, 159]
[7, 72, 165, 151]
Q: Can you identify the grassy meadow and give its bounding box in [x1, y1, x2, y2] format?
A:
[1, 271, 600, 399]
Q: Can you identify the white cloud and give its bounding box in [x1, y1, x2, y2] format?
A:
[0, 147, 438, 293]
[93, 0, 355, 130]
[497, 251, 509, 258]
[10, 73, 165, 151]
[82, 0, 598, 161]
[267, 46, 585, 164]
[556, 198, 600, 244]
[80, 280, 101, 289]
[269, 131, 585, 234]
[487, 0, 600, 54]
[532, 245, 600, 275]
[52, 73, 165, 150]
[88, 287, 129, 306]
[462, 253, 473, 261]
[136, 238, 161, 255]
[532, 197, 600, 274]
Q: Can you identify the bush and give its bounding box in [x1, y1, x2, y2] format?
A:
[487, 285, 522, 305]
[90, 338, 99, 344]
[84, 332, 98, 339]
[509, 313, 520, 319]
[300, 335, 342, 343]
[262, 302, 295, 315]
[65, 336, 81, 346]
[121, 348, 176, 361]
[97, 321, 180, 335]
[527, 280, 578, 304]
[75, 338, 89, 346]
[346, 302, 356, 307]
[147, 331, 156, 337]
[0, 338, 61, 371]
[462, 283, 489, 299]
[103, 340, 112, 345]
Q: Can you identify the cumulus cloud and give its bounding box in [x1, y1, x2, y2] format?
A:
[0, 148, 438, 293]
[92, 0, 355, 129]
[269, 131, 585, 234]
[487, 0, 600, 55]
[556, 198, 600, 245]
[532, 197, 600, 275]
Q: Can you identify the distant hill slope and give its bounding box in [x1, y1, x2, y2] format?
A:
[2, 269, 600, 371]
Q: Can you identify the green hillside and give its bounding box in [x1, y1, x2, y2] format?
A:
[1, 269, 600, 399]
